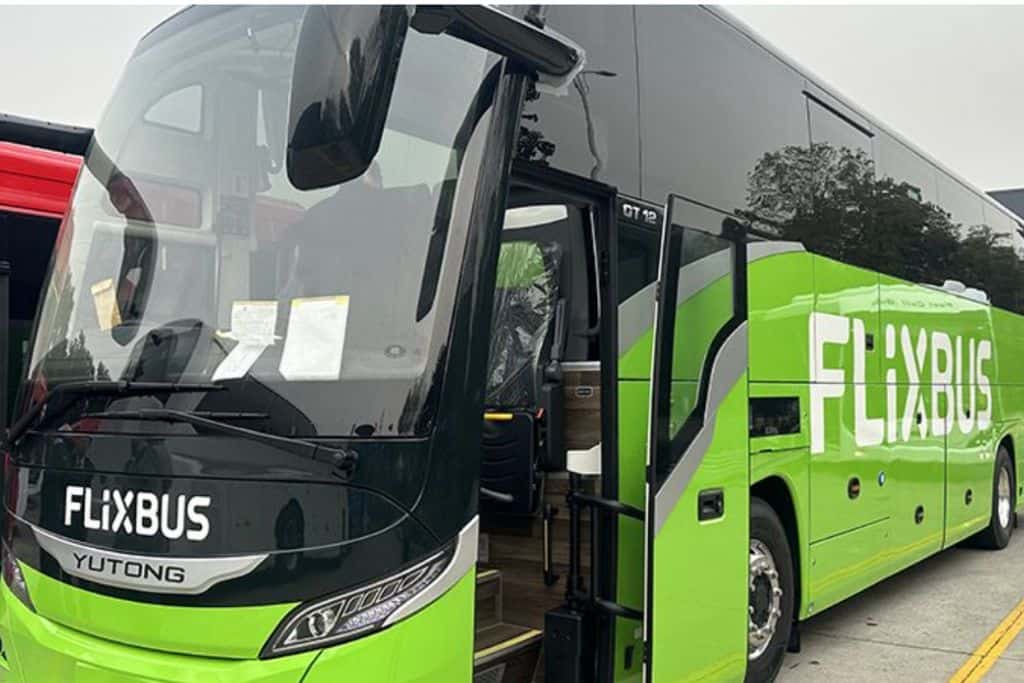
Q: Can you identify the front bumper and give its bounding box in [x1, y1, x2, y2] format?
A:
[0, 569, 474, 683]
[0, 582, 315, 683]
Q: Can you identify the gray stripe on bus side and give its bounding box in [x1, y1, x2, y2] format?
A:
[617, 241, 803, 358]
[653, 322, 748, 536]
[618, 280, 657, 358]
[383, 516, 478, 626]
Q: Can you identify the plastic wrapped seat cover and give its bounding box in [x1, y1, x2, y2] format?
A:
[485, 240, 562, 408]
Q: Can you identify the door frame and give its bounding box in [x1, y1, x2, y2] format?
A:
[507, 159, 622, 682]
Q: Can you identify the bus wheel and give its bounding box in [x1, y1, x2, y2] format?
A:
[975, 446, 1015, 550]
[746, 498, 794, 683]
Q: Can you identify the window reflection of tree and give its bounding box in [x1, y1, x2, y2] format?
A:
[40, 331, 111, 385]
[739, 143, 1024, 314]
[517, 83, 555, 165]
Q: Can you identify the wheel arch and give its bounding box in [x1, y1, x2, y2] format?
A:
[750, 475, 801, 616]
[999, 433, 1017, 506]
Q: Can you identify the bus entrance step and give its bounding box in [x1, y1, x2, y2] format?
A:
[475, 568, 503, 631]
[473, 623, 543, 683]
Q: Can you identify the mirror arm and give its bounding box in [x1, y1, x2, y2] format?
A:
[411, 6, 585, 92]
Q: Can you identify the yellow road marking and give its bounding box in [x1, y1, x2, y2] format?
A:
[950, 597, 1024, 682]
[474, 629, 542, 662]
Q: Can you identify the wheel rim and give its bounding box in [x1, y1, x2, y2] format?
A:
[749, 539, 782, 661]
[998, 465, 1012, 530]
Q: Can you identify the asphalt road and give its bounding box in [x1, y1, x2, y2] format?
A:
[779, 516, 1024, 682]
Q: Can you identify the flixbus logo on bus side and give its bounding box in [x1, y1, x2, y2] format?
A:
[809, 312, 993, 454]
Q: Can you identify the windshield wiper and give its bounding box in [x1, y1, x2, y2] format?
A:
[6, 381, 223, 446]
[78, 408, 359, 481]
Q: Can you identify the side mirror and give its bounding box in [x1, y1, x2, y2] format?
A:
[287, 6, 411, 190]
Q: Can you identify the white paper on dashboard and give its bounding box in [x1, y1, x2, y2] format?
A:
[228, 300, 278, 346]
[212, 342, 268, 382]
[279, 295, 350, 381]
[90, 278, 121, 331]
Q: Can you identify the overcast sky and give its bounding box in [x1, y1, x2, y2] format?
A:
[0, 5, 1020, 191]
[726, 5, 1024, 192]
[0, 5, 177, 127]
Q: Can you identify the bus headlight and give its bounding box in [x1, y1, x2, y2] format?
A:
[2, 540, 35, 612]
[260, 546, 452, 658]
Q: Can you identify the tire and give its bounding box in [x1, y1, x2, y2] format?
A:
[974, 446, 1015, 550]
[745, 498, 795, 683]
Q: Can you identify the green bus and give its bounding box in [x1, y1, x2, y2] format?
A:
[1, 5, 1021, 683]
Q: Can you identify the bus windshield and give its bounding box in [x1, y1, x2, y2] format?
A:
[22, 6, 495, 438]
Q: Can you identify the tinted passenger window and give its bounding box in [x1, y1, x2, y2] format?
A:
[798, 97, 877, 269]
[984, 203, 1022, 242]
[636, 6, 808, 215]
[876, 133, 936, 203]
[867, 136, 955, 286]
[936, 173, 985, 236]
[734, 91, 883, 273]
[808, 97, 872, 155]
[933, 174, 996, 302]
[518, 5, 641, 194]
[980, 204, 1024, 312]
[869, 142, 1024, 314]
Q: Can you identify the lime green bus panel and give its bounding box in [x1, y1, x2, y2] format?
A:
[652, 376, 749, 683]
[808, 257, 888, 549]
[748, 249, 814, 383]
[813, 257, 881, 382]
[944, 423, 998, 547]
[1, 580, 314, 683]
[807, 517, 890, 615]
[613, 380, 651, 683]
[809, 384, 889, 543]
[2, 568, 473, 683]
[886, 423, 945, 567]
[879, 273, 990, 553]
[16, 562, 292, 660]
[303, 571, 474, 683]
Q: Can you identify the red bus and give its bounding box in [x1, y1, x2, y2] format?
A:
[0, 115, 89, 425]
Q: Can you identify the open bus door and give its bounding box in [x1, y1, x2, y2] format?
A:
[643, 195, 750, 681]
